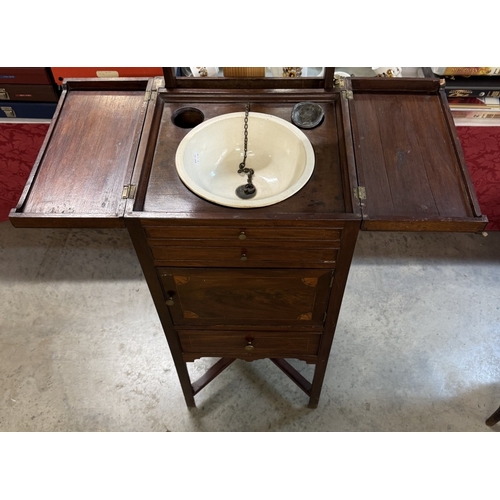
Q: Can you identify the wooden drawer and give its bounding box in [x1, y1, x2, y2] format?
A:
[179, 330, 321, 361]
[145, 224, 341, 267]
[150, 243, 338, 268]
[144, 225, 342, 242]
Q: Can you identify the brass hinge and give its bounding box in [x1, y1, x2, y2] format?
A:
[342, 90, 354, 100]
[0, 88, 10, 100]
[122, 184, 137, 199]
[144, 89, 158, 102]
[353, 186, 366, 200]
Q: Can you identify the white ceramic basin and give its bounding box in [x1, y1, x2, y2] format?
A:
[175, 111, 315, 208]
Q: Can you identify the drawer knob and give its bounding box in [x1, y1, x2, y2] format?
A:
[244, 341, 254, 352]
[238, 231, 247, 240]
[240, 253, 248, 261]
[166, 296, 175, 306]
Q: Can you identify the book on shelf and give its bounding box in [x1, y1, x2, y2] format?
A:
[450, 108, 500, 120]
[448, 94, 500, 120]
[444, 77, 500, 98]
[447, 96, 500, 107]
[421, 68, 500, 98]
[431, 67, 500, 76]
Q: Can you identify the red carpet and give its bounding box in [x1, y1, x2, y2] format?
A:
[0, 123, 49, 221]
[456, 126, 500, 231]
[0, 123, 499, 229]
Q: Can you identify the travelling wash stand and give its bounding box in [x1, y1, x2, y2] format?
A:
[10, 68, 487, 408]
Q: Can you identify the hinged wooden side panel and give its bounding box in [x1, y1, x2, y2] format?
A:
[347, 77, 488, 232]
[10, 78, 155, 228]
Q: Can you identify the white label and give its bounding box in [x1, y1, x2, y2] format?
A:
[96, 70, 120, 78]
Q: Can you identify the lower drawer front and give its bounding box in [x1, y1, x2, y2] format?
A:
[150, 244, 337, 267]
[179, 331, 321, 359]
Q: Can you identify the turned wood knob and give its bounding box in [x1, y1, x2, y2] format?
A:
[238, 231, 247, 240]
[240, 253, 248, 261]
[166, 296, 175, 306]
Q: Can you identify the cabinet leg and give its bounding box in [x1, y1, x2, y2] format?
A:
[184, 394, 196, 408]
[182, 385, 196, 407]
[308, 357, 329, 408]
[172, 358, 196, 407]
[486, 404, 500, 426]
[307, 398, 319, 409]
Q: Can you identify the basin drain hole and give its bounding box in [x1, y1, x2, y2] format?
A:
[236, 184, 257, 199]
[172, 107, 205, 128]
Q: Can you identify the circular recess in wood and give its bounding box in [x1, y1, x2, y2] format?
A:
[291, 102, 324, 129]
[172, 107, 205, 128]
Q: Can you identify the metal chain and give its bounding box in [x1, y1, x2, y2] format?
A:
[236, 103, 256, 197]
[238, 103, 250, 174]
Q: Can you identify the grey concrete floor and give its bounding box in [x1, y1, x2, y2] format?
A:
[1, 220, 499, 432]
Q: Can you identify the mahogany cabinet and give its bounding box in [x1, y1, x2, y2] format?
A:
[9, 70, 487, 408]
